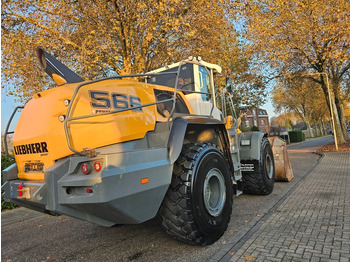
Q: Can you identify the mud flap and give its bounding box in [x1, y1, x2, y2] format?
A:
[268, 137, 293, 182]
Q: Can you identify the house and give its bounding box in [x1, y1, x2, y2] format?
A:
[240, 106, 270, 133]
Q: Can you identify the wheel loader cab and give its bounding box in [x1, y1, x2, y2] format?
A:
[147, 57, 223, 120]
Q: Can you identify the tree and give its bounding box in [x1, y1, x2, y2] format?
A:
[2, 0, 242, 103]
[311, 101, 330, 136]
[222, 56, 270, 117]
[272, 76, 329, 138]
[1, 133, 13, 155]
[270, 112, 297, 138]
[271, 113, 297, 130]
[238, 0, 350, 143]
[345, 101, 350, 123]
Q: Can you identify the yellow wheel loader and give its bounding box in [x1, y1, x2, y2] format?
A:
[2, 49, 291, 245]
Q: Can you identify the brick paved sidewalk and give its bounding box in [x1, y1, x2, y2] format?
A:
[227, 152, 350, 262]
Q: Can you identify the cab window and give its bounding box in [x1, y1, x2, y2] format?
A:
[148, 64, 194, 91]
[198, 66, 211, 101]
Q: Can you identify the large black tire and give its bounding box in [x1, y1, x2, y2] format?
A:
[242, 138, 275, 195]
[160, 143, 233, 245]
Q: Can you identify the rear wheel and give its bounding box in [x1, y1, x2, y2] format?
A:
[242, 138, 275, 195]
[160, 143, 233, 245]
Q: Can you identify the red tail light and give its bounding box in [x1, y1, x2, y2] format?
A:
[94, 161, 102, 172]
[81, 163, 90, 174]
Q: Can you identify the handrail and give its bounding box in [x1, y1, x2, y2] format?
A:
[4, 106, 24, 158]
[64, 69, 184, 155]
[167, 62, 183, 128]
[64, 62, 215, 156]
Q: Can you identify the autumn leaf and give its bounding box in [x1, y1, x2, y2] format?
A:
[244, 254, 255, 261]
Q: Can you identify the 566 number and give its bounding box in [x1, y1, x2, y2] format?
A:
[89, 91, 142, 112]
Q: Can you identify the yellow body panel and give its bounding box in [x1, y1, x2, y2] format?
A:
[13, 79, 191, 180]
[67, 80, 157, 151]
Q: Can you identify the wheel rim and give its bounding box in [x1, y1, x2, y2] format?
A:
[265, 153, 274, 179]
[203, 168, 226, 217]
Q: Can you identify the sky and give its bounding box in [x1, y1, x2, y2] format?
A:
[1, 91, 23, 134]
[263, 99, 276, 119]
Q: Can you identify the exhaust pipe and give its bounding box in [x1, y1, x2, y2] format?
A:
[36, 47, 84, 85]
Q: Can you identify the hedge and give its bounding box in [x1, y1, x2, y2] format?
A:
[288, 130, 305, 143]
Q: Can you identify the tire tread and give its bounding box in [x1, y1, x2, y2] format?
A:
[160, 142, 230, 245]
[242, 138, 275, 195]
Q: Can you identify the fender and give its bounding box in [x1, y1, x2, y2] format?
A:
[168, 116, 232, 166]
[2, 163, 18, 182]
[239, 132, 268, 161]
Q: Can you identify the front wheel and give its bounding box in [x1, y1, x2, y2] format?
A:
[160, 143, 233, 245]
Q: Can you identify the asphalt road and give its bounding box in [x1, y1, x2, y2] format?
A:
[287, 135, 334, 153]
[1, 136, 333, 262]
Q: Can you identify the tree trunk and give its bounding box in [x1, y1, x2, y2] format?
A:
[306, 121, 314, 139]
[331, 80, 348, 140]
[317, 123, 322, 136]
[321, 119, 327, 136]
[338, 102, 349, 141]
[314, 123, 318, 136]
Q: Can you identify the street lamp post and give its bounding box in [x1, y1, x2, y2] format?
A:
[304, 72, 338, 150]
[324, 73, 338, 150]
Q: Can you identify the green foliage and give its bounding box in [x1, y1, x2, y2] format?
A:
[1, 154, 17, 211]
[250, 126, 259, 131]
[240, 126, 250, 132]
[1, 154, 14, 170]
[288, 130, 305, 143]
